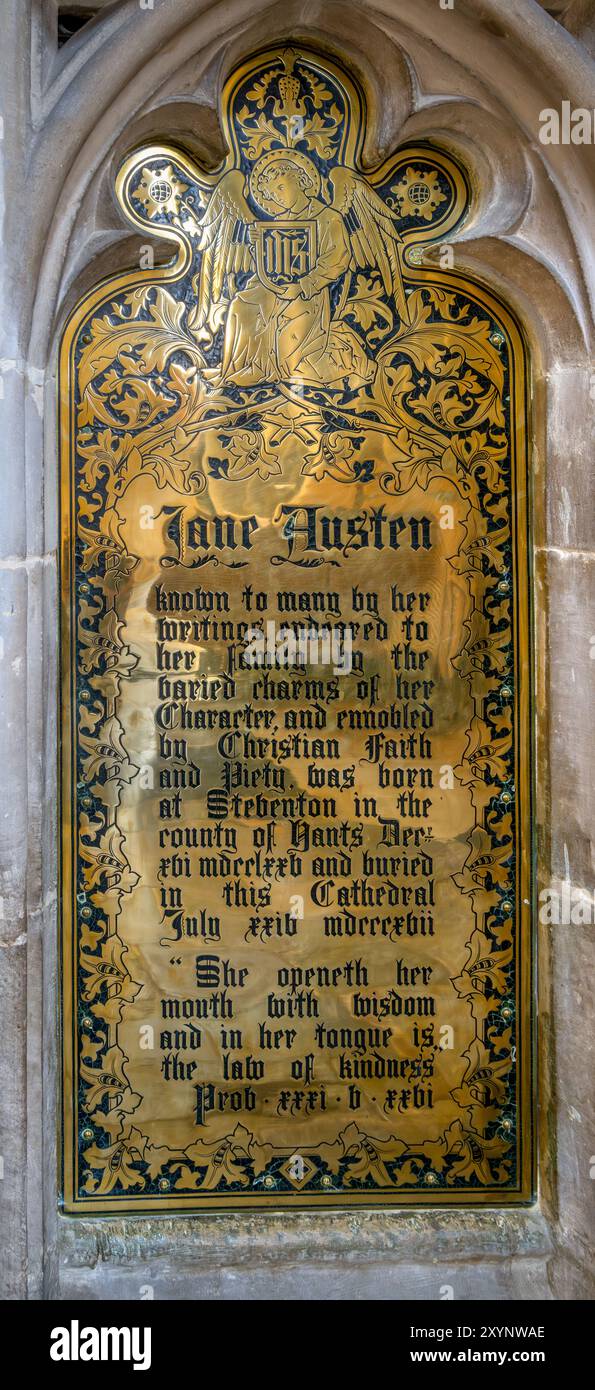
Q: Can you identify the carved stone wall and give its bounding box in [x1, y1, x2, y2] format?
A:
[0, 0, 593, 1299]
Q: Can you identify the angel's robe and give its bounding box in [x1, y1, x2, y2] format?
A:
[219, 196, 375, 388]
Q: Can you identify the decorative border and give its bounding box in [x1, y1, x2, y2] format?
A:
[59, 44, 534, 1212]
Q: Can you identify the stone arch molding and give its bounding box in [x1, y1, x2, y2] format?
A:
[3, 0, 592, 1291]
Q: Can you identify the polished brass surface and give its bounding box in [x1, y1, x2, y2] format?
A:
[60, 46, 533, 1211]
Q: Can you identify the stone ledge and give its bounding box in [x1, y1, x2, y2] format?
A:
[59, 1205, 553, 1270]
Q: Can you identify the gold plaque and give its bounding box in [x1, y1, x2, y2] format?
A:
[60, 46, 534, 1211]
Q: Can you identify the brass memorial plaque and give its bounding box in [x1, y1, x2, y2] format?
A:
[60, 46, 534, 1211]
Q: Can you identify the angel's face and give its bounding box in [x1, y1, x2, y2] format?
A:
[265, 164, 304, 212]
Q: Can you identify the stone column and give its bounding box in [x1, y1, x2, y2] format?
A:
[0, 0, 46, 1301]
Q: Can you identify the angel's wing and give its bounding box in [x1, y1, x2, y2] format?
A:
[187, 169, 254, 343]
[330, 167, 410, 327]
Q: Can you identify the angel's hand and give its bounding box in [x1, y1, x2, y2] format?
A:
[279, 283, 304, 301]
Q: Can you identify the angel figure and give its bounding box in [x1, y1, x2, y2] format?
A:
[187, 148, 410, 391]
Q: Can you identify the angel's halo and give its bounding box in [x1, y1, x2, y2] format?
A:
[249, 149, 322, 215]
